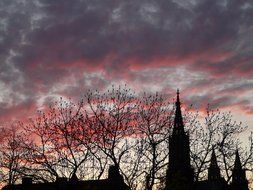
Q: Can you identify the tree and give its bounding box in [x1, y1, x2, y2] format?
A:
[135, 93, 173, 190]
[82, 86, 136, 177]
[189, 107, 253, 185]
[0, 87, 252, 190]
[20, 99, 92, 181]
[0, 126, 28, 185]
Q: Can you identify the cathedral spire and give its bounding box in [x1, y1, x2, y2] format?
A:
[231, 150, 249, 190]
[210, 148, 219, 168]
[166, 89, 194, 189]
[234, 150, 242, 170]
[208, 148, 221, 181]
[174, 89, 184, 132]
[176, 89, 180, 103]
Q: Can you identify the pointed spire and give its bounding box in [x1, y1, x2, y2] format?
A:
[174, 89, 184, 131]
[234, 150, 242, 170]
[176, 89, 180, 104]
[210, 147, 219, 168]
[231, 150, 248, 189]
[208, 147, 221, 181]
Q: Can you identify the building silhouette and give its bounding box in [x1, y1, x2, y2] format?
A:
[165, 90, 249, 190]
[165, 90, 194, 190]
[2, 165, 129, 190]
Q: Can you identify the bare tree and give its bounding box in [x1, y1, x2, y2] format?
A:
[189, 107, 252, 184]
[0, 88, 252, 190]
[20, 99, 92, 181]
[135, 93, 173, 190]
[82, 86, 136, 176]
[121, 138, 146, 190]
[0, 126, 28, 185]
[43, 99, 91, 179]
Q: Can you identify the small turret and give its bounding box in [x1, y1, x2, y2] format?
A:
[234, 150, 243, 170]
[230, 150, 249, 190]
[205, 148, 228, 189]
[108, 165, 124, 182]
[70, 173, 78, 183]
[22, 177, 32, 185]
[208, 148, 221, 181]
[108, 165, 129, 190]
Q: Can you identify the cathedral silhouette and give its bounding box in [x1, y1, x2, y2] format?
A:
[165, 90, 249, 190]
[2, 91, 249, 190]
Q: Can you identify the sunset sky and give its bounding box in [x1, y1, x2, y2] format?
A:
[0, 0, 253, 132]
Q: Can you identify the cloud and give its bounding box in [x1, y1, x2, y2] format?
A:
[0, 0, 253, 122]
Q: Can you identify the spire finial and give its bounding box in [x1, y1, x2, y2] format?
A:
[176, 89, 180, 105]
[173, 89, 184, 131]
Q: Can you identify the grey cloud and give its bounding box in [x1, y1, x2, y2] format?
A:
[4, 0, 253, 76]
[0, 0, 253, 121]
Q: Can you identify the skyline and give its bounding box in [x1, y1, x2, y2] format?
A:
[0, 0, 253, 133]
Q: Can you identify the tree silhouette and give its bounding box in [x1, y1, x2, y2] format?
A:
[0, 126, 28, 185]
[189, 108, 253, 183]
[82, 86, 137, 178]
[0, 86, 252, 190]
[135, 92, 173, 190]
[18, 99, 92, 181]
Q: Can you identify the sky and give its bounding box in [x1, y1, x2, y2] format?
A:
[0, 0, 253, 132]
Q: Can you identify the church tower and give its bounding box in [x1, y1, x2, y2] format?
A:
[230, 150, 249, 190]
[165, 90, 194, 190]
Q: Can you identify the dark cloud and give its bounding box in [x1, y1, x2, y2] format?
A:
[3, 0, 253, 70]
[0, 0, 253, 121]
